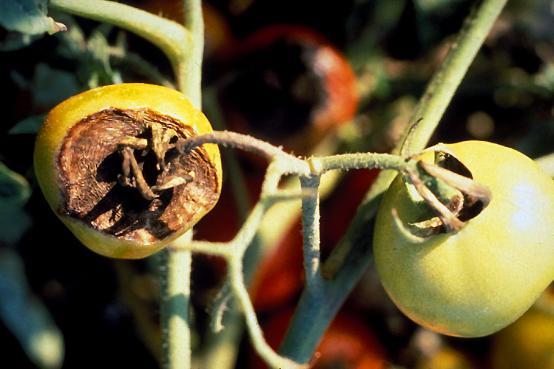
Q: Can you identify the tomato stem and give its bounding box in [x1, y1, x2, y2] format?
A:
[282, 0, 508, 363]
[300, 175, 324, 290]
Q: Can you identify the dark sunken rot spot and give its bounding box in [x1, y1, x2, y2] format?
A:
[57, 108, 219, 243]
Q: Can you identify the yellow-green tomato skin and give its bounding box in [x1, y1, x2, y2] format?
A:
[374, 141, 554, 337]
[34, 83, 222, 259]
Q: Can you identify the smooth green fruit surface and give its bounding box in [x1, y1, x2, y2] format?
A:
[374, 141, 554, 337]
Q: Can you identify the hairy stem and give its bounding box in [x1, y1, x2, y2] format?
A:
[162, 1, 204, 369]
[311, 152, 409, 173]
[300, 175, 323, 290]
[177, 131, 309, 174]
[160, 232, 193, 369]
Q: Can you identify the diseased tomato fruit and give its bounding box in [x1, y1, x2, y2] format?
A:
[374, 140, 554, 337]
[34, 83, 222, 259]
[219, 25, 358, 155]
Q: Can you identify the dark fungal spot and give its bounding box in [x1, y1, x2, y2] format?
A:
[57, 108, 219, 243]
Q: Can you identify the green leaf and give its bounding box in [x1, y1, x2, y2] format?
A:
[0, 32, 41, 51]
[0, 207, 31, 245]
[0, 161, 31, 207]
[0, 0, 65, 35]
[0, 161, 32, 245]
[0, 249, 64, 369]
[9, 114, 45, 135]
[32, 63, 80, 108]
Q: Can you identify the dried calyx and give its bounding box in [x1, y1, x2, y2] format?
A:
[398, 150, 492, 238]
[57, 108, 219, 243]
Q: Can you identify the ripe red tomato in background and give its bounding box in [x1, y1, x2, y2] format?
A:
[219, 25, 359, 155]
[250, 308, 387, 369]
[251, 169, 379, 312]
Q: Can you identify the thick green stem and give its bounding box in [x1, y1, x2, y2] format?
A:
[300, 175, 323, 289]
[160, 232, 193, 369]
[162, 2, 204, 369]
[280, 0, 508, 363]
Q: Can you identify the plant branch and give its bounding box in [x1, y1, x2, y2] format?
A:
[281, 0, 508, 363]
[177, 131, 309, 174]
[311, 152, 410, 173]
[160, 231, 193, 369]
[228, 258, 305, 369]
[300, 175, 323, 290]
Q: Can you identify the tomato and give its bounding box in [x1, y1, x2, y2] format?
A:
[250, 309, 387, 369]
[415, 347, 474, 369]
[250, 221, 304, 312]
[374, 141, 554, 337]
[219, 25, 358, 155]
[491, 306, 554, 369]
[34, 83, 222, 259]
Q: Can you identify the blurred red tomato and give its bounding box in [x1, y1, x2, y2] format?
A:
[250, 221, 304, 312]
[219, 25, 359, 155]
[320, 169, 379, 257]
[250, 308, 387, 369]
[251, 169, 379, 312]
[194, 169, 263, 242]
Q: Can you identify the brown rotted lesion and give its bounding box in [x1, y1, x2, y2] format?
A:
[57, 108, 219, 243]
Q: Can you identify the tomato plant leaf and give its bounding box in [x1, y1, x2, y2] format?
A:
[0, 161, 31, 245]
[0, 249, 64, 369]
[0, 0, 65, 35]
[31, 63, 80, 109]
[9, 114, 46, 135]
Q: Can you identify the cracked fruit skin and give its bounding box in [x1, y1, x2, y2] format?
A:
[34, 83, 222, 259]
[374, 141, 554, 337]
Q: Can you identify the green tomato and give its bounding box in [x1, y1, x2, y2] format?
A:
[373, 141, 554, 337]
